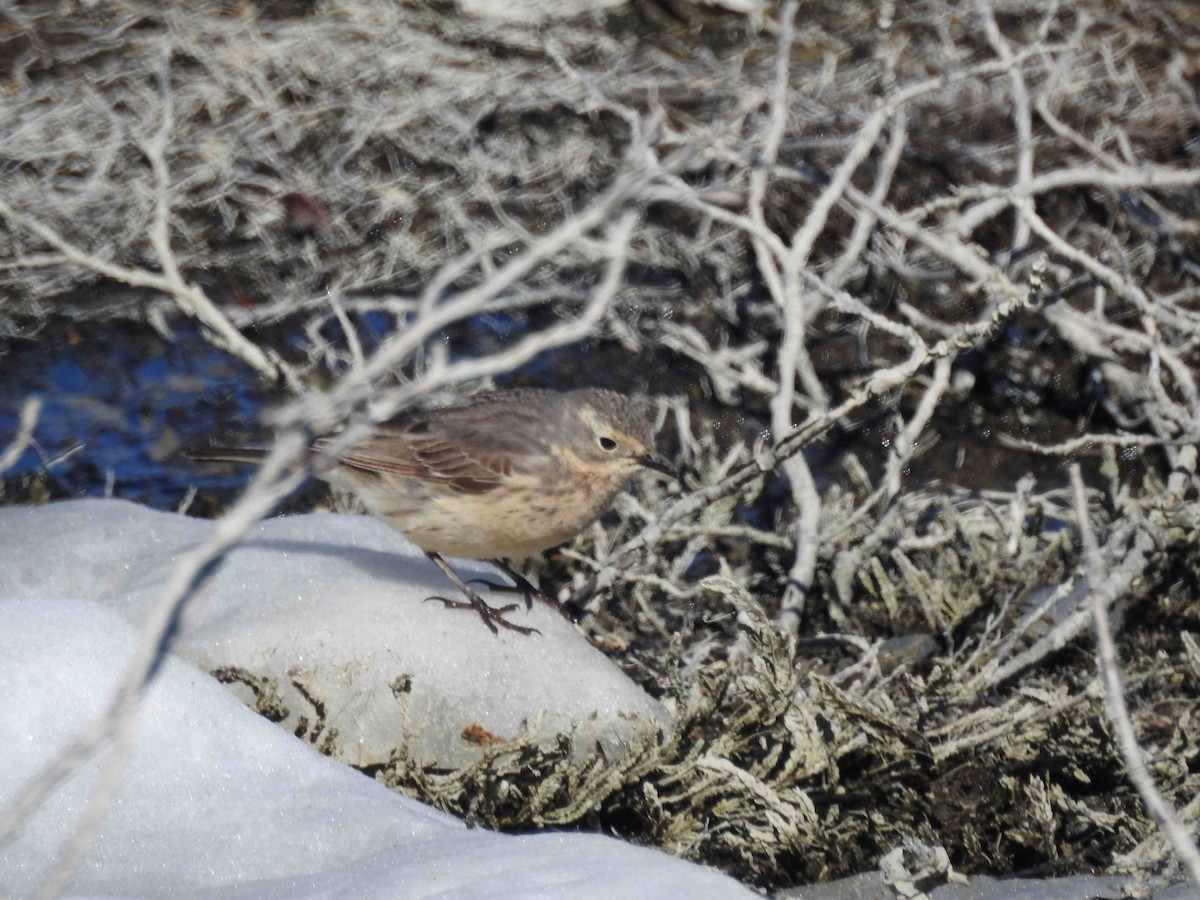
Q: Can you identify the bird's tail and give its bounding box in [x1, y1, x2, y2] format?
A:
[186, 447, 270, 465]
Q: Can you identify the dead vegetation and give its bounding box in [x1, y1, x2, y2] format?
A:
[377, 461, 1200, 891]
[3, 0, 1200, 893]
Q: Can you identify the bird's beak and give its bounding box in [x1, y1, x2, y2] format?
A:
[638, 452, 680, 481]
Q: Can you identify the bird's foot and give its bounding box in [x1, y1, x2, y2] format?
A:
[476, 560, 563, 612]
[424, 591, 540, 636]
[466, 577, 556, 611]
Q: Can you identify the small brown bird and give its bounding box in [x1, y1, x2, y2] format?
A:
[189, 387, 676, 635]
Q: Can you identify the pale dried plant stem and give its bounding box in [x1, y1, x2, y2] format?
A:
[0, 193, 296, 390]
[955, 159, 1200, 238]
[744, 0, 795, 334]
[357, 213, 639, 428]
[286, 169, 649, 433]
[826, 111, 908, 289]
[0, 396, 42, 474]
[828, 359, 952, 605]
[971, 521, 1152, 690]
[752, 2, 822, 631]
[1069, 465, 1200, 884]
[978, 0, 1034, 252]
[574, 284, 1035, 606]
[755, 3, 956, 629]
[1018, 203, 1200, 417]
[0, 46, 302, 392]
[998, 432, 1176, 456]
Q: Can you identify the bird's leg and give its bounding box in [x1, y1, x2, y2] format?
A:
[466, 559, 556, 611]
[423, 552, 539, 636]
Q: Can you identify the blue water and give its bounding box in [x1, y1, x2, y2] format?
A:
[0, 321, 268, 508]
[0, 315, 703, 511]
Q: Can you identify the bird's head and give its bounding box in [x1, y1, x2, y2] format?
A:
[564, 389, 678, 482]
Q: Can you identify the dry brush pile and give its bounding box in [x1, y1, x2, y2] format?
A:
[3, 0, 1200, 892]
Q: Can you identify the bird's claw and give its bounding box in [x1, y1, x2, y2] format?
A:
[466, 577, 553, 611]
[424, 594, 538, 636]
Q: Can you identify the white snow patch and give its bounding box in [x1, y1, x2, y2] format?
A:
[0, 597, 752, 898]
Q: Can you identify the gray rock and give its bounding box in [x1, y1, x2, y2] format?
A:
[0, 499, 669, 768]
[929, 873, 1133, 899]
[777, 872, 1195, 900]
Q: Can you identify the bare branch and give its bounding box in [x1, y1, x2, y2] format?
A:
[0, 396, 41, 475]
[1070, 465, 1200, 883]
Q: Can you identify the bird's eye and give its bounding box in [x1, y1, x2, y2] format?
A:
[598, 436, 618, 452]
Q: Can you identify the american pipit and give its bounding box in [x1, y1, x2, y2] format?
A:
[189, 387, 676, 635]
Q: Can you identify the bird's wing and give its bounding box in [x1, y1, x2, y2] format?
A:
[319, 394, 552, 495]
